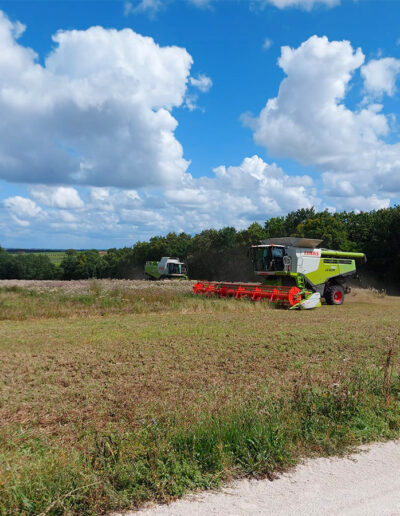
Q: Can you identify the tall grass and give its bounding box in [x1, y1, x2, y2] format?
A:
[1, 368, 399, 515]
[0, 284, 272, 321]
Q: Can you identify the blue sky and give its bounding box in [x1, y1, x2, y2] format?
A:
[0, 0, 399, 248]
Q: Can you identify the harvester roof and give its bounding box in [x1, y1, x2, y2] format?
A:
[257, 237, 323, 248]
[161, 257, 185, 264]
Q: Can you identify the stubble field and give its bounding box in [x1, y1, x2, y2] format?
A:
[0, 280, 399, 515]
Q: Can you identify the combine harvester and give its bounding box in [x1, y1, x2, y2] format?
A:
[145, 257, 188, 280]
[193, 238, 366, 310]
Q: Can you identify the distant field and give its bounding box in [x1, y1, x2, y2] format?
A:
[38, 251, 66, 265]
[0, 280, 399, 515]
[7, 250, 105, 266]
[8, 251, 67, 265]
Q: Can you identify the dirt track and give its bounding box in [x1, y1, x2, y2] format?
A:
[126, 440, 400, 516]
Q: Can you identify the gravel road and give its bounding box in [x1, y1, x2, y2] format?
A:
[123, 440, 400, 516]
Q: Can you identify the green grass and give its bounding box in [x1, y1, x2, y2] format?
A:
[0, 283, 399, 515]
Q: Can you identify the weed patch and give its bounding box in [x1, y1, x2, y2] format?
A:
[1, 370, 399, 515]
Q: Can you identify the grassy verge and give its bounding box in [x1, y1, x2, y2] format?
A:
[2, 370, 399, 515]
[0, 283, 399, 515]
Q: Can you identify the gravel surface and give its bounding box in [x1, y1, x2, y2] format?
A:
[120, 440, 400, 516]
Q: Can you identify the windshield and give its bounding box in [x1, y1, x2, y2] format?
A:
[168, 263, 183, 275]
[253, 246, 284, 272]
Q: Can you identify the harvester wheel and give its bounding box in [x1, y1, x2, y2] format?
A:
[325, 284, 344, 305]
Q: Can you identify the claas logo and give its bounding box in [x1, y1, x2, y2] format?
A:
[304, 251, 320, 256]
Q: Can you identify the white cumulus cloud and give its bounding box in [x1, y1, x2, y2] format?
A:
[127, 0, 339, 15]
[30, 187, 84, 209]
[165, 155, 316, 225]
[245, 35, 400, 208]
[1, 155, 317, 245]
[253, 0, 339, 9]
[324, 194, 390, 213]
[188, 0, 214, 7]
[3, 196, 43, 227]
[0, 10, 193, 189]
[263, 38, 273, 50]
[190, 74, 213, 92]
[361, 57, 400, 97]
[125, 0, 164, 16]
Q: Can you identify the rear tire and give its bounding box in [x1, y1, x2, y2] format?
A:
[325, 284, 344, 305]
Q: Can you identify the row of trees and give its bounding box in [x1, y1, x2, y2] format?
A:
[0, 248, 59, 280]
[1, 206, 399, 289]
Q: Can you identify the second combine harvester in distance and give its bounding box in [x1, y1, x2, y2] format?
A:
[145, 257, 188, 280]
[193, 237, 366, 310]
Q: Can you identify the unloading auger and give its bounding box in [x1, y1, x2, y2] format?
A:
[193, 237, 366, 309]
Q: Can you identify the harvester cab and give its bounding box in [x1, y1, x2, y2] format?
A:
[145, 257, 188, 280]
[193, 237, 366, 310]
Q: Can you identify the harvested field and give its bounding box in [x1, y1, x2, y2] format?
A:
[0, 278, 196, 294]
[0, 278, 388, 301]
[0, 280, 399, 515]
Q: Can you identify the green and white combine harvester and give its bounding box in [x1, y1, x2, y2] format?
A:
[145, 257, 188, 280]
[193, 238, 366, 309]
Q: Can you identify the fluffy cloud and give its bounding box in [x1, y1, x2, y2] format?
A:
[124, 0, 163, 16]
[246, 35, 400, 207]
[30, 187, 84, 209]
[187, 0, 214, 7]
[0, 10, 194, 188]
[3, 196, 43, 227]
[256, 0, 339, 8]
[185, 74, 213, 110]
[128, 0, 338, 15]
[2, 156, 317, 245]
[164, 155, 316, 227]
[190, 74, 213, 92]
[263, 38, 273, 51]
[125, 0, 207, 16]
[361, 57, 400, 97]
[320, 194, 390, 213]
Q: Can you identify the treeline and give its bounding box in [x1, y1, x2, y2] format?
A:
[1, 206, 400, 290]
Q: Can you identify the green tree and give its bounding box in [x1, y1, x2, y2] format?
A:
[147, 236, 168, 261]
[296, 211, 356, 250]
[75, 250, 101, 279]
[264, 216, 286, 238]
[264, 208, 316, 238]
[2, 253, 58, 280]
[285, 208, 316, 235]
[131, 241, 151, 266]
[189, 229, 219, 255]
[237, 222, 266, 246]
[60, 250, 80, 280]
[165, 232, 192, 259]
[0, 247, 12, 279]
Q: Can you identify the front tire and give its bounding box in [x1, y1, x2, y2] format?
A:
[325, 284, 344, 305]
